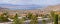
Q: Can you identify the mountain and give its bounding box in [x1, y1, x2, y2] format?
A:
[44, 4, 60, 11]
[0, 7, 9, 12]
[0, 4, 42, 10]
[1, 4, 60, 16]
[40, 4, 60, 14]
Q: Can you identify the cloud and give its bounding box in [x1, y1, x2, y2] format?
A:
[0, 0, 21, 4]
[0, 0, 60, 5]
[0, 0, 40, 5]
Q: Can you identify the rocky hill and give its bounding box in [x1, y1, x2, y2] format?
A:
[44, 4, 60, 11]
[0, 4, 60, 16]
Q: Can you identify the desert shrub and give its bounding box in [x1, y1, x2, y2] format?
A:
[30, 15, 38, 24]
[13, 13, 25, 24]
[0, 12, 9, 22]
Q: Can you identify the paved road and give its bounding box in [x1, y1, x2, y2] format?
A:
[0, 22, 12, 24]
[24, 18, 52, 24]
[0, 18, 52, 24]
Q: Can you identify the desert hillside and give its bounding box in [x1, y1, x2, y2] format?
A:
[44, 5, 60, 11]
[0, 5, 60, 16]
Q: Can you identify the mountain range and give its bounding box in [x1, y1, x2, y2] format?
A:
[0, 4, 43, 10]
[0, 4, 60, 16]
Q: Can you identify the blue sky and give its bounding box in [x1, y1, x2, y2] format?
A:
[0, 0, 60, 5]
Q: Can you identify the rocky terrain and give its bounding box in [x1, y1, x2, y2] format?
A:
[0, 4, 60, 16]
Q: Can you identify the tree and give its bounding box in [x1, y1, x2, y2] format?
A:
[50, 11, 55, 17]
[54, 14, 58, 24]
[42, 15, 46, 24]
[42, 19, 46, 24]
[50, 11, 58, 24]
[0, 12, 9, 22]
[50, 11, 55, 24]
[35, 14, 39, 17]
[13, 13, 24, 24]
[13, 13, 20, 24]
[30, 15, 38, 24]
[27, 13, 33, 19]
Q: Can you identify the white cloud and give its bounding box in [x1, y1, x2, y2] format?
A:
[0, 0, 60, 5]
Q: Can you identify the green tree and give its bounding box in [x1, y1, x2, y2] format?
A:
[13, 13, 24, 24]
[50, 11, 55, 17]
[30, 15, 38, 24]
[0, 12, 9, 22]
[54, 14, 58, 24]
[50, 11, 55, 24]
[42, 15, 46, 24]
[27, 13, 33, 19]
[13, 13, 20, 24]
[50, 11, 58, 24]
[42, 19, 46, 24]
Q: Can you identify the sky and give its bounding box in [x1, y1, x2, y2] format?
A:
[0, 0, 60, 5]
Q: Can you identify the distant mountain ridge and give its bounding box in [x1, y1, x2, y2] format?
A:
[0, 4, 60, 15]
[0, 4, 42, 10]
[44, 4, 60, 11]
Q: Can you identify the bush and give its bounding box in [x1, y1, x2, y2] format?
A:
[42, 19, 46, 24]
[54, 14, 58, 24]
[13, 13, 24, 24]
[30, 15, 38, 24]
[27, 13, 33, 19]
[0, 12, 9, 22]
